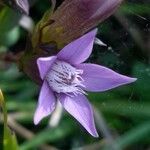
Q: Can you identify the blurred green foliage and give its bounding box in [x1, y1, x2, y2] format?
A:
[0, 7, 21, 46]
[0, 0, 150, 150]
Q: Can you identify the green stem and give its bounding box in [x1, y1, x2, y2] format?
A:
[0, 89, 7, 150]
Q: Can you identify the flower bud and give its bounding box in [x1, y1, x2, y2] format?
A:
[32, 0, 123, 51]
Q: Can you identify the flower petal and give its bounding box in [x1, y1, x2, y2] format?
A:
[57, 29, 97, 65]
[77, 63, 137, 92]
[17, 0, 29, 15]
[37, 56, 57, 80]
[34, 81, 56, 125]
[59, 94, 98, 137]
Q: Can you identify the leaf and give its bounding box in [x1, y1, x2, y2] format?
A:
[0, 89, 19, 150]
[132, 62, 150, 101]
[89, 93, 150, 118]
[120, 3, 150, 15]
[20, 119, 77, 150]
[3, 128, 19, 150]
[103, 121, 150, 150]
[0, 6, 20, 46]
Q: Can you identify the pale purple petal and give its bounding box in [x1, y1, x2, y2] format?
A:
[77, 63, 137, 92]
[59, 94, 98, 137]
[57, 29, 97, 65]
[34, 81, 56, 125]
[17, 0, 29, 15]
[37, 56, 57, 80]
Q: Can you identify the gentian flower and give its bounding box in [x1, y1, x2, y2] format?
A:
[34, 29, 136, 137]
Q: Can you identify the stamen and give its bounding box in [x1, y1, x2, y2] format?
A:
[46, 60, 86, 96]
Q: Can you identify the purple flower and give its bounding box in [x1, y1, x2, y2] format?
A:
[34, 29, 136, 137]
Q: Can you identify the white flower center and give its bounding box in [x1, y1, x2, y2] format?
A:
[46, 60, 86, 96]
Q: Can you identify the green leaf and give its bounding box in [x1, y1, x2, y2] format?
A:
[0, 89, 19, 150]
[20, 119, 77, 150]
[3, 128, 19, 150]
[0, 6, 20, 32]
[89, 93, 150, 118]
[132, 62, 150, 101]
[0, 6, 21, 46]
[103, 121, 150, 150]
[0, 26, 20, 47]
[120, 3, 150, 15]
